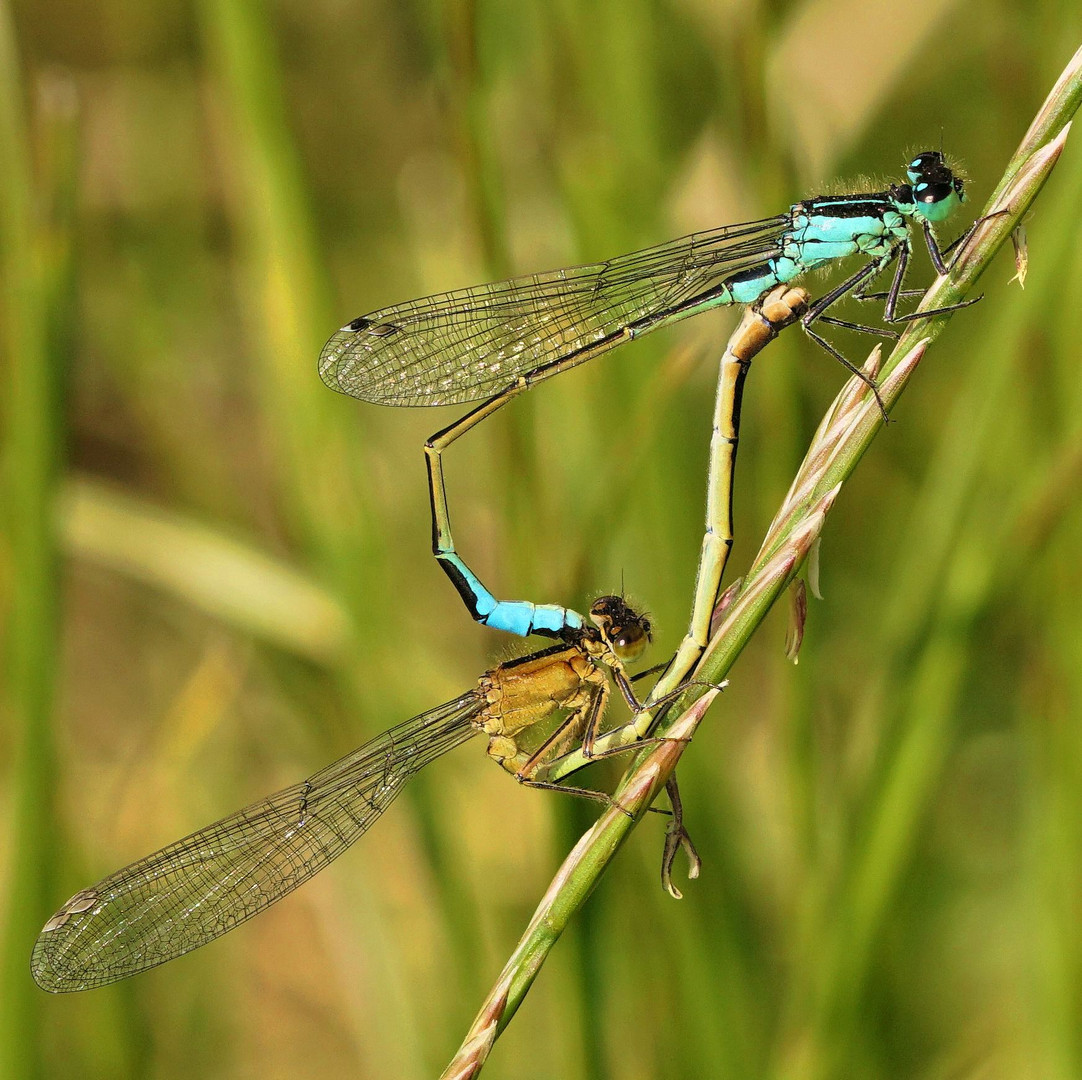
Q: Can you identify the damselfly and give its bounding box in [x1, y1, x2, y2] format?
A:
[32, 597, 657, 992]
[320, 152, 977, 638]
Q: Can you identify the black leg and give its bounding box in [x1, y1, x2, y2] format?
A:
[885, 225, 984, 321]
[854, 288, 925, 302]
[939, 208, 1012, 264]
[575, 730, 691, 764]
[875, 212, 1008, 323]
[923, 219, 951, 276]
[631, 659, 673, 684]
[611, 668, 643, 715]
[800, 255, 895, 414]
[850, 224, 987, 325]
[886, 296, 983, 323]
[940, 230, 968, 259]
[817, 315, 899, 340]
[881, 239, 911, 321]
[857, 227, 982, 325]
[803, 257, 889, 323]
[802, 322, 888, 417]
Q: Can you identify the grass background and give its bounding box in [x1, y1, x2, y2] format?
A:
[2, 1, 1081, 1077]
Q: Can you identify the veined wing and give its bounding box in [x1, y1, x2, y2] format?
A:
[319, 215, 790, 407]
[32, 692, 482, 992]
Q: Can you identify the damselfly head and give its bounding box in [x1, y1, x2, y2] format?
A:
[589, 595, 652, 663]
[899, 150, 966, 223]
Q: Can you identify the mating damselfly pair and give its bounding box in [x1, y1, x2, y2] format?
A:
[33, 150, 978, 992]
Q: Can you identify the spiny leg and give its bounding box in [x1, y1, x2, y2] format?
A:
[580, 667, 692, 763]
[836, 241, 915, 331]
[582, 668, 642, 759]
[885, 296, 982, 323]
[485, 691, 615, 805]
[571, 662, 727, 769]
[841, 222, 986, 322]
[426, 378, 587, 638]
[576, 693, 701, 763]
[936, 215, 1000, 263]
[873, 212, 1012, 322]
[598, 655, 726, 744]
[520, 680, 608, 778]
[855, 215, 1004, 304]
[508, 685, 675, 817]
[799, 256, 894, 416]
[879, 237, 912, 321]
[879, 232, 980, 322]
[926, 213, 1012, 270]
[521, 663, 705, 782]
[816, 315, 899, 339]
[798, 216, 987, 413]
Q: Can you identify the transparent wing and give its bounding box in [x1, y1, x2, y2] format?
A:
[319, 216, 790, 407]
[32, 692, 483, 992]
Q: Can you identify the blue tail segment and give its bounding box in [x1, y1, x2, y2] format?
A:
[437, 552, 586, 638]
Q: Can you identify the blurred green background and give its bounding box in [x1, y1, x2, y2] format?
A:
[2, 1, 1082, 1077]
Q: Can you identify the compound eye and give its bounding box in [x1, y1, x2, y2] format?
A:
[909, 151, 942, 172]
[610, 622, 649, 663]
[588, 595, 652, 661]
[914, 180, 952, 205]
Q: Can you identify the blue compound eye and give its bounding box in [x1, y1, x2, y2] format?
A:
[907, 150, 946, 185]
[916, 181, 953, 205]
